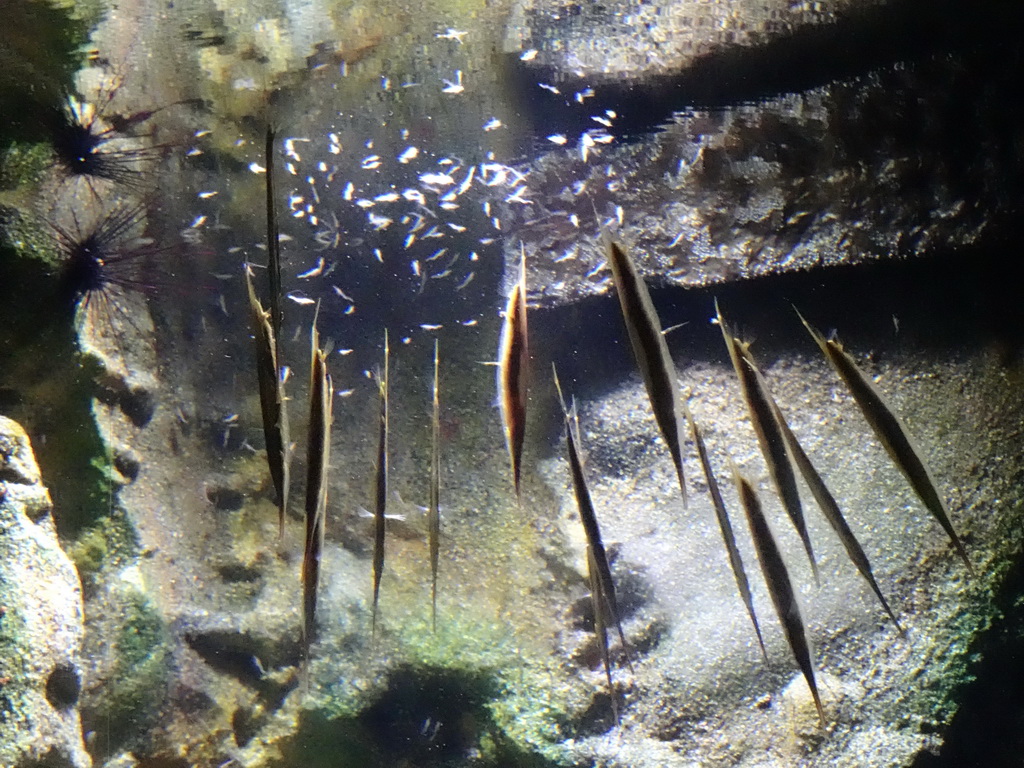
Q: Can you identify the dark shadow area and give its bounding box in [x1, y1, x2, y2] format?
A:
[507, 0, 1024, 141]
[537, 233, 1024, 420]
[282, 664, 570, 768]
[0, 239, 122, 539]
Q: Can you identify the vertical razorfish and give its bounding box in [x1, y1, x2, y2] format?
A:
[604, 233, 688, 506]
[766, 388, 903, 632]
[717, 303, 818, 584]
[688, 411, 766, 658]
[371, 330, 390, 639]
[587, 545, 619, 724]
[796, 311, 972, 575]
[733, 468, 825, 724]
[428, 339, 441, 631]
[302, 317, 332, 664]
[265, 126, 283, 348]
[553, 366, 632, 671]
[497, 245, 528, 499]
[245, 264, 290, 537]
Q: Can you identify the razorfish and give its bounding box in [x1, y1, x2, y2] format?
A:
[302, 316, 332, 664]
[371, 331, 390, 638]
[733, 468, 825, 724]
[796, 310, 972, 575]
[244, 264, 290, 538]
[687, 408, 766, 658]
[265, 126, 283, 347]
[497, 245, 528, 499]
[604, 233, 688, 506]
[553, 366, 632, 671]
[587, 545, 619, 725]
[718, 303, 818, 584]
[762, 379, 903, 632]
[428, 339, 441, 631]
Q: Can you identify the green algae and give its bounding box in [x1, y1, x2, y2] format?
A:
[0, 142, 54, 192]
[67, 512, 138, 596]
[84, 587, 171, 761]
[289, 659, 571, 768]
[0, 582, 33, 765]
[300, 599, 576, 767]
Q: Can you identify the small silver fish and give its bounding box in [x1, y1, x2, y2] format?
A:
[796, 310, 972, 574]
[733, 467, 825, 724]
[302, 315, 332, 665]
[372, 331, 390, 638]
[497, 246, 528, 499]
[429, 339, 441, 631]
[604, 233, 688, 506]
[718, 303, 818, 583]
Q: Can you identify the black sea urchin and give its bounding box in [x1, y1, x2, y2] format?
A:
[52, 201, 158, 318]
[45, 92, 156, 188]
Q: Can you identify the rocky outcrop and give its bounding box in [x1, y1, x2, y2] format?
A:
[503, 0, 1024, 307]
[0, 416, 90, 768]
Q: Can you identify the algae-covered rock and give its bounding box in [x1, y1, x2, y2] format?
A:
[79, 572, 171, 761]
[0, 416, 90, 768]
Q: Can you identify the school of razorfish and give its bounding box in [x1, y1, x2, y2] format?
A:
[37, 49, 971, 731]
[239, 123, 972, 725]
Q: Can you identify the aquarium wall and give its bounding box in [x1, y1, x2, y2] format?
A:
[1, 0, 1023, 766]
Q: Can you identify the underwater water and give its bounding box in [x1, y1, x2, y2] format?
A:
[2, 0, 1024, 767]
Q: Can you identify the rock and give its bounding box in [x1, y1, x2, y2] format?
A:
[537, 313, 1022, 767]
[0, 416, 90, 768]
[504, 1, 1024, 307]
[507, 0, 874, 82]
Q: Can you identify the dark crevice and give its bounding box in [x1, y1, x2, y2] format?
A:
[44, 662, 81, 710]
[536, 233, 1024, 428]
[507, 0, 1024, 142]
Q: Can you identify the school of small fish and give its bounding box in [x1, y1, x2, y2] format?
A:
[225, 50, 971, 730]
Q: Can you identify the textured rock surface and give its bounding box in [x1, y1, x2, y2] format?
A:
[533, 297, 1023, 767]
[506, 1, 1024, 307]
[0, 416, 90, 768]
[505, 0, 879, 81]
[3, 0, 1022, 765]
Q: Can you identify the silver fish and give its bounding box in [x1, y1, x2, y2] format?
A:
[497, 245, 528, 499]
[302, 315, 332, 664]
[796, 310, 972, 575]
[718, 303, 818, 583]
[372, 331, 390, 638]
[688, 410, 766, 658]
[766, 388, 903, 633]
[245, 264, 290, 538]
[429, 339, 441, 631]
[553, 366, 632, 671]
[733, 468, 825, 724]
[604, 233, 687, 505]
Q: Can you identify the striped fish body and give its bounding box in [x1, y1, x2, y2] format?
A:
[497, 252, 528, 498]
[302, 330, 332, 657]
[734, 470, 825, 724]
[246, 266, 290, 537]
[605, 236, 687, 505]
[797, 312, 971, 574]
